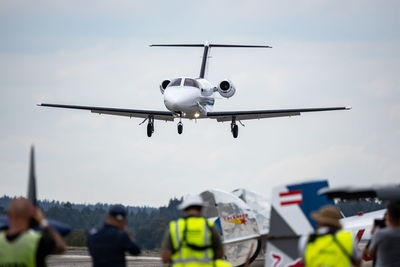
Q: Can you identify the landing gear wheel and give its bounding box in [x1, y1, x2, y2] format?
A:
[177, 122, 183, 134]
[231, 124, 238, 138]
[147, 123, 154, 137]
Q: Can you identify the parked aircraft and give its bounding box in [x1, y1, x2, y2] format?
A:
[201, 181, 389, 267]
[39, 42, 350, 138]
[264, 180, 392, 267]
[0, 146, 71, 236]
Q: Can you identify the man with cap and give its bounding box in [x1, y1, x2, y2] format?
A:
[161, 194, 229, 267]
[87, 204, 141, 267]
[298, 205, 361, 267]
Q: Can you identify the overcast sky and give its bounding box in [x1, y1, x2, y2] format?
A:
[1, 0, 399, 207]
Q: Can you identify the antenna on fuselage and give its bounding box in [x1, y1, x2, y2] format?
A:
[150, 42, 272, 79]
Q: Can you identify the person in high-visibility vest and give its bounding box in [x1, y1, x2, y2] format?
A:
[161, 194, 231, 267]
[0, 198, 66, 267]
[298, 205, 361, 267]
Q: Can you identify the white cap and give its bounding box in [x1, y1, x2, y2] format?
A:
[178, 194, 205, 210]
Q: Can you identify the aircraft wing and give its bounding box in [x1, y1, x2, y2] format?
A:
[207, 107, 351, 122]
[39, 103, 174, 121]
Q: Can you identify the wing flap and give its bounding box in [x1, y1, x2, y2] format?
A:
[208, 107, 350, 122]
[39, 103, 174, 121]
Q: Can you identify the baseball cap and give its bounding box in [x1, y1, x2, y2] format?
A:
[108, 204, 127, 220]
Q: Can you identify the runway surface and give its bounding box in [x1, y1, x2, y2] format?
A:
[47, 249, 370, 267]
[47, 249, 265, 267]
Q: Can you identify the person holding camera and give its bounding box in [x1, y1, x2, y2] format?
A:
[367, 201, 400, 267]
[362, 215, 386, 265]
[87, 204, 141, 267]
[0, 197, 66, 267]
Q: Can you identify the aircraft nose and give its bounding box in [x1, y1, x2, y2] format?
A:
[164, 88, 180, 110]
[164, 87, 198, 111]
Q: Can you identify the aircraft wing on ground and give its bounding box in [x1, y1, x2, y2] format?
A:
[318, 184, 400, 201]
[207, 107, 351, 122]
[39, 103, 174, 121]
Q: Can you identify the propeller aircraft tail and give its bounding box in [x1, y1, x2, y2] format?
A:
[0, 146, 71, 236]
[264, 180, 332, 267]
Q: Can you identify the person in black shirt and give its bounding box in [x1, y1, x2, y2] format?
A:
[87, 204, 141, 267]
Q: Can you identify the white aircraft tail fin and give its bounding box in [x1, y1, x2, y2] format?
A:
[265, 180, 333, 267]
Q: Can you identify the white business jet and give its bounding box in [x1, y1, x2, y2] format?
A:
[39, 42, 350, 138]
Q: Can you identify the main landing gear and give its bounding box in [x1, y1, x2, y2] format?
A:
[177, 121, 183, 134]
[146, 117, 154, 137]
[231, 118, 239, 138]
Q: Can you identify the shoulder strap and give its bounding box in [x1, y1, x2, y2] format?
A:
[331, 233, 356, 265]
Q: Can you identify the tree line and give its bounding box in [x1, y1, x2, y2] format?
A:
[0, 195, 182, 249]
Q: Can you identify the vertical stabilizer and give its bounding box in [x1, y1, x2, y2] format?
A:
[265, 180, 333, 267]
[27, 146, 37, 206]
[199, 41, 210, 79]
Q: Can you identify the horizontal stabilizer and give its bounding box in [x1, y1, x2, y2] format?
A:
[150, 43, 272, 48]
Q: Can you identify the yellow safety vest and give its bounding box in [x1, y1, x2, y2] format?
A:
[305, 230, 354, 267]
[170, 217, 215, 267]
[0, 230, 42, 267]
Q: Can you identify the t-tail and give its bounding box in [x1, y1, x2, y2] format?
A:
[265, 180, 333, 267]
[150, 42, 272, 79]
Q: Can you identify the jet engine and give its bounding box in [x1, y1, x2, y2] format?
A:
[217, 80, 236, 98]
[159, 79, 170, 94]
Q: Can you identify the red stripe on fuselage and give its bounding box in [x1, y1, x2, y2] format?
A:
[281, 200, 303, 206]
[279, 190, 302, 197]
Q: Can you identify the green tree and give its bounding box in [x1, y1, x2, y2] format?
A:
[65, 229, 86, 247]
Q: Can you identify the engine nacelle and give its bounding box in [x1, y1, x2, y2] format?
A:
[159, 79, 170, 94]
[217, 80, 236, 98]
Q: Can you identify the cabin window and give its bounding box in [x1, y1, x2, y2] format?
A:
[169, 78, 182, 87]
[183, 78, 200, 88]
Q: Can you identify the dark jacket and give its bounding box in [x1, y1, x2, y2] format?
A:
[87, 223, 141, 267]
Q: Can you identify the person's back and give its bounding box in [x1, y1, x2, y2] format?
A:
[299, 205, 361, 267]
[0, 229, 41, 266]
[369, 201, 400, 267]
[87, 205, 140, 267]
[371, 227, 400, 267]
[0, 198, 66, 267]
[161, 194, 227, 267]
[304, 229, 354, 267]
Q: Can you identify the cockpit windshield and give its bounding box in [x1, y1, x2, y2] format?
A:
[169, 78, 182, 87]
[183, 78, 200, 89]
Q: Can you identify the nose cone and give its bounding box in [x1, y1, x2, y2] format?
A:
[164, 87, 199, 112]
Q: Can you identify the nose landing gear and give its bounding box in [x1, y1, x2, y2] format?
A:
[177, 121, 183, 134]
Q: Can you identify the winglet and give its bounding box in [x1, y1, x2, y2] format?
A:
[27, 146, 37, 206]
[346, 106, 352, 110]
